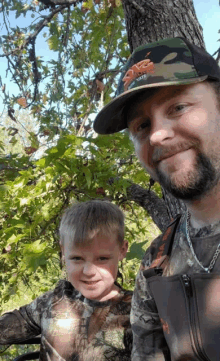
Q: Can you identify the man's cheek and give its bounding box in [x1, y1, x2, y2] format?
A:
[135, 142, 150, 166]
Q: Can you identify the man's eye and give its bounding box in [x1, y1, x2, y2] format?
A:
[99, 257, 109, 261]
[137, 120, 150, 131]
[175, 104, 186, 111]
[170, 104, 187, 114]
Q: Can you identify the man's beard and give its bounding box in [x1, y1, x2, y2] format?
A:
[155, 153, 218, 201]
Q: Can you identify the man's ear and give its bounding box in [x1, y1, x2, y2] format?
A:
[119, 240, 128, 261]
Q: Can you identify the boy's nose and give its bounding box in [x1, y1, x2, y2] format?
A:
[83, 262, 96, 275]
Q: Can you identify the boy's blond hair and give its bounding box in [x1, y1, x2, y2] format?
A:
[59, 200, 125, 247]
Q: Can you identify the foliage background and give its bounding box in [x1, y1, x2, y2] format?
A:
[0, 4, 162, 358]
[0, 0, 219, 358]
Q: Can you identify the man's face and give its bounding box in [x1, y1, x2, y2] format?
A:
[128, 82, 220, 200]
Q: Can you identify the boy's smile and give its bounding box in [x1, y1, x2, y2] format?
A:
[62, 231, 128, 302]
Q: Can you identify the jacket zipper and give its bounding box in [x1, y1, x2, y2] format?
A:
[182, 274, 210, 361]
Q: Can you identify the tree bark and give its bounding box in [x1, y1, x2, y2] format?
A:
[127, 183, 170, 232]
[127, 183, 186, 232]
[122, 0, 205, 52]
[121, 0, 203, 228]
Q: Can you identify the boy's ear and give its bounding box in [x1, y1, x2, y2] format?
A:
[119, 240, 128, 260]
[60, 242, 64, 257]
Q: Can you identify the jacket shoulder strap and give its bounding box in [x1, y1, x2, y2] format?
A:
[143, 214, 181, 278]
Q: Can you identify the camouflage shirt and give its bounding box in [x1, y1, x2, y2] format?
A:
[0, 280, 133, 361]
[131, 213, 220, 361]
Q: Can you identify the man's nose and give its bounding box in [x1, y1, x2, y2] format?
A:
[83, 262, 96, 275]
[149, 116, 175, 146]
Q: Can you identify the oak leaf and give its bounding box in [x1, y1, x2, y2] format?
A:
[25, 147, 38, 155]
[17, 97, 27, 107]
[96, 187, 106, 195]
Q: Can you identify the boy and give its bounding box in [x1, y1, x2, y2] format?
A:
[0, 200, 132, 361]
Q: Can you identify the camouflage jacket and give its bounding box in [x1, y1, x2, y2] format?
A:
[131, 213, 220, 361]
[0, 280, 133, 361]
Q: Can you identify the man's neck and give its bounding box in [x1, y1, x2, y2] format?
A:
[185, 185, 220, 228]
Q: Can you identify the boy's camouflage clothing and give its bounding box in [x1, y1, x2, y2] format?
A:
[0, 280, 132, 361]
[131, 213, 220, 361]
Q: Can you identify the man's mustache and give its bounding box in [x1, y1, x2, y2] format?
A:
[151, 141, 199, 163]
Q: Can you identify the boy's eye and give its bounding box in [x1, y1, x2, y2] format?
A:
[71, 256, 82, 261]
[99, 257, 109, 261]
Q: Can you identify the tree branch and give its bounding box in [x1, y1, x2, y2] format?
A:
[0, 5, 67, 58]
[28, 38, 39, 105]
[37, 0, 81, 6]
[126, 0, 145, 15]
[126, 182, 170, 232]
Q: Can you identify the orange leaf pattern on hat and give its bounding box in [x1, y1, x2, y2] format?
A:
[122, 58, 155, 91]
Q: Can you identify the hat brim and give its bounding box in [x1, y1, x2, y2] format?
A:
[93, 75, 208, 134]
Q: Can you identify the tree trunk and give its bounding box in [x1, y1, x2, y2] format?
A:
[122, 0, 205, 53]
[121, 0, 202, 229]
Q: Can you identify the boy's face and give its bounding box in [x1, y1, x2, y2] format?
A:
[61, 231, 128, 302]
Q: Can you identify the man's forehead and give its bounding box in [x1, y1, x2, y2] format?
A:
[131, 84, 193, 107]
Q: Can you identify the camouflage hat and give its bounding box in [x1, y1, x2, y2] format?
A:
[93, 37, 220, 134]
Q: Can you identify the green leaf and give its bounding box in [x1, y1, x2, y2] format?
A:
[0, 185, 8, 195]
[25, 253, 48, 272]
[126, 240, 147, 261]
[82, 0, 93, 10]
[20, 197, 29, 206]
[83, 167, 92, 188]
[7, 234, 24, 244]
[28, 132, 39, 149]
[36, 157, 46, 167]
[24, 240, 47, 254]
[23, 240, 48, 272]
[47, 35, 59, 51]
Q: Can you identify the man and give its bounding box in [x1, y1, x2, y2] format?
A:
[93, 37, 220, 360]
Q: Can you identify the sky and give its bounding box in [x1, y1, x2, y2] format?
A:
[0, 0, 219, 113]
[193, 0, 220, 55]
